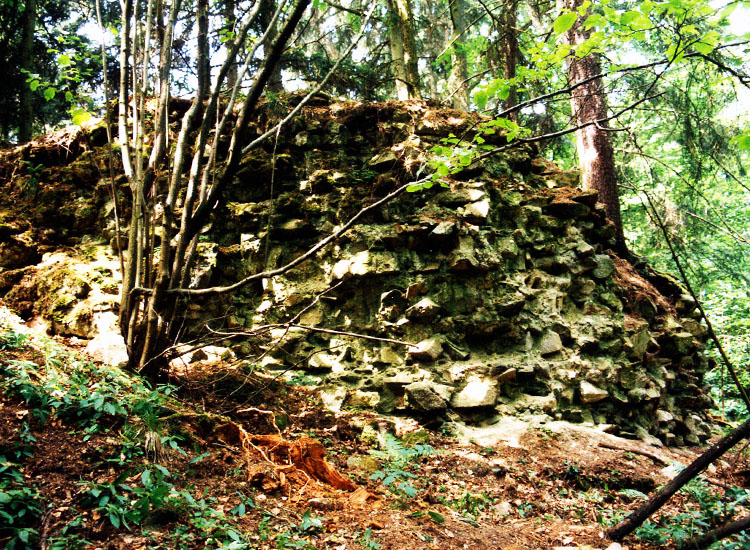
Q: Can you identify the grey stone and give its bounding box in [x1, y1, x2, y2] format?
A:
[537, 330, 563, 356]
[408, 338, 443, 362]
[451, 379, 498, 408]
[405, 297, 441, 320]
[592, 254, 615, 279]
[405, 382, 449, 411]
[580, 381, 608, 404]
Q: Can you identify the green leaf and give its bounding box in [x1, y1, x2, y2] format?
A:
[428, 511, 445, 524]
[582, 13, 605, 29]
[553, 12, 578, 34]
[694, 30, 720, 55]
[29, 80, 40, 91]
[730, 130, 750, 150]
[57, 54, 72, 67]
[44, 88, 56, 101]
[65, 91, 73, 102]
[621, 10, 640, 25]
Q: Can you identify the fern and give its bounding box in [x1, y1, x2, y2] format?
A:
[368, 434, 435, 466]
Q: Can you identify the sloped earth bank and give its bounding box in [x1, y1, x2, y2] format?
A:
[2, 312, 750, 549]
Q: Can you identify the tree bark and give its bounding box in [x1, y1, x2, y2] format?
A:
[607, 417, 750, 541]
[18, 0, 36, 143]
[683, 515, 750, 549]
[260, 0, 284, 93]
[387, 0, 420, 100]
[447, 0, 469, 109]
[561, 0, 626, 252]
[499, 0, 519, 120]
[222, 0, 238, 90]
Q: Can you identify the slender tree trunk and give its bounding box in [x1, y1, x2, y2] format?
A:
[607, 417, 750, 541]
[260, 0, 284, 93]
[447, 0, 469, 109]
[387, 0, 420, 100]
[18, 0, 36, 143]
[561, 0, 626, 251]
[197, 0, 210, 98]
[499, 0, 519, 120]
[223, 0, 238, 90]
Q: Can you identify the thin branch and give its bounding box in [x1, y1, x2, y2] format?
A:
[132, 175, 430, 297]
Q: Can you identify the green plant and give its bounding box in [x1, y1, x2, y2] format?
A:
[0, 330, 29, 350]
[357, 527, 382, 549]
[0, 457, 43, 549]
[445, 491, 496, 516]
[367, 433, 436, 501]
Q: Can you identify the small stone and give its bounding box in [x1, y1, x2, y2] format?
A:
[431, 221, 456, 237]
[462, 199, 491, 222]
[636, 426, 664, 447]
[319, 386, 348, 411]
[308, 352, 338, 371]
[348, 391, 381, 408]
[405, 382, 448, 411]
[368, 150, 399, 171]
[580, 381, 608, 404]
[408, 338, 443, 362]
[592, 254, 615, 279]
[655, 409, 674, 423]
[495, 501, 513, 515]
[537, 330, 563, 356]
[496, 368, 517, 384]
[451, 378, 497, 408]
[405, 297, 441, 320]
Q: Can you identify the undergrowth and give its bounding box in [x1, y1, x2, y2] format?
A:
[0, 311, 259, 548]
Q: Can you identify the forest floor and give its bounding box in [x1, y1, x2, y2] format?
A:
[2, 308, 750, 550]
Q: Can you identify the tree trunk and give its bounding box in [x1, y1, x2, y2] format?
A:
[223, 0, 238, 90]
[260, 0, 284, 93]
[499, 0, 519, 120]
[18, 0, 36, 143]
[607, 417, 750, 541]
[447, 0, 469, 109]
[197, 0, 210, 99]
[561, 0, 626, 252]
[387, 0, 420, 100]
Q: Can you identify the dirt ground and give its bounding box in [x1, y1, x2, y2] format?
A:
[2, 326, 749, 550]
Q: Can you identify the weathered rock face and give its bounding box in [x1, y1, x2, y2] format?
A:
[197, 100, 713, 444]
[0, 99, 714, 444]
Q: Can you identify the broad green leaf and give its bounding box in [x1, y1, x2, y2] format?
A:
[694, 30, 720, 55]
[44, 87, 56, 101]
[65, 91, 73, 102]
[553, 12, 578, 35]
[428, 510, 445, 524]
[730, 130, 750, 150]
[583, 13, 605, 29]
[57, 54, 71, 67]
[29, 80, 40, 91]
[621, 11, 640, 25]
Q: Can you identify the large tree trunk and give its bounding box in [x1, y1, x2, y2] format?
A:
[18, 0, 36, 143]
[387, 0, 420, 100]
[561, 0, 626, 252]
[447, 0, 469, 109]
